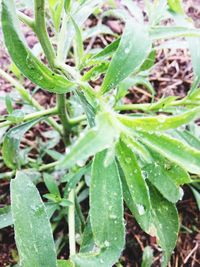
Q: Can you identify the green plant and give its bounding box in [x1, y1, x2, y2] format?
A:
[0, 0, 200, 266]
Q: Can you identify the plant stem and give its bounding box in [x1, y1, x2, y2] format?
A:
[114, 98, 200, 112]
[34, 1, 76, 256]
[17, 11, 35, 30]
[0, 107, 58, 129]
[39, 160, 59, 171]
[0, 68, 62, 134]
[68, 189, 76, 255]
[57, 94, 71, 145]
[34, 0, 56, 68]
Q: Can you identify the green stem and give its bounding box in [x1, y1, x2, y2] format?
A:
[0, 69, 62, 134]
[68, 189, 76, 255]
[114, 98, 200, 112]
[39, 160, 59, 171]
[57, 94, 71, 145]
[75, 194, 85, 231]
[0, 107, 58, 129]
[34, 0, 56, 68]
[34, 1, 76, 256]
[17, 11, 35, 30]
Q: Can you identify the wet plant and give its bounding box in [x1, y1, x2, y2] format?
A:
[0, 0, 200, 266]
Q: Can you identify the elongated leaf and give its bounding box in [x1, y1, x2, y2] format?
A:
[117, 106, 200, 132]
[58, 0, 104, 59]
[48, 0, 64, 32]
[138, 131, 200, 174]
[57, 260, 74, 267]
[58, 112, 118, 168]
[116, 139, 151, 230]
[148, 184, 179, 267]
[190, 186, 200, 211]
[79, 218, 95, 253]
[11, 171, 57, 267]
[2, 0, 74, 94]
[75, 90, 96, 127]
[188, 37, 200, 95]
[70, 15, 84, 64]
[92, 38, 120, 61]
[173, 129, 200, 151]
[101, 19, 151, 93]
[90, 150, 125, 247]
[141, 246, 154, 267]
[73, 150, 125, 267]
[119, 167, 179, 266]
[143, 162, 182, 203]
[150, 26, 200, 40]
[2, 118, 41, 169]
[168, 0, 184, 14]
[0, 206, 13, 229]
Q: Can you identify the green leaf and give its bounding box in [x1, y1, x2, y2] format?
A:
[0, 206, 13, 229]
[140, 50, 156, 71]
[187, 37, 200, 96]
[2, 0, 74, 94]
[116, 139, 151, 230]
[48, 0, 64, 32]
[116, 76, 155, 100]
[167, 0, 184, 14]
[101, 19, 151, 93]
[173, 129, 200, 151]
[73, 150, 125, 267]
[70, 15, 84, 65]
[2, 118, 41, 169]
[138, 131, 200, 174]
[82, 62, 109, 82]
[190, 186, 200, 211]
[143, 159, 183, 203]
[75, 90, 96, 127]
[119, 167, 179, 266]
[58, 0, 104, 58]
[83, 24, 114, 40]
[79, 218, 95, 253]
[92, 38, 120, 61]
[5, 94, 13, 114]
[64, 0, 72, 13]
[117, 106, 200, 132]
[57, 112, 119, 169]
[90, 150, 125, 247]
[11, 171, 57, 267]
[44, 173, 61, 196]
[141, 246, 154, 267]
[150, 26, 200, 40]
[148, 184, 179, 267]
[57, 260, 74, 267]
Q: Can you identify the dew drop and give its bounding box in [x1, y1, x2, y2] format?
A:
[136, 204, 145, 215]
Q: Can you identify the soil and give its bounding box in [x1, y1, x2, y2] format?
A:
[0, 1, 200, 267]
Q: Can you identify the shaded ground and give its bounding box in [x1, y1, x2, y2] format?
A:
[0, 1, 200, 266]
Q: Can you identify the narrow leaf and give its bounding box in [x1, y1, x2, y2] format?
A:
[2, 0, 74, 94]
[90, 150, 125, 247]
[148, 184, 179, 267]
[0, 206, 13, 229]
[11, 171, 57, 267]
[58, 112, 118, 169]
[141, 246, 154, 267]
[138, 131, 200, 174]
[73, 150, 125, 267]
[117, 107, 200, 132]
[2, 118, 41, 169]
[150, 26, 200, 40]
[101, 19, 151, 93]
[116, 139, 151, 229]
